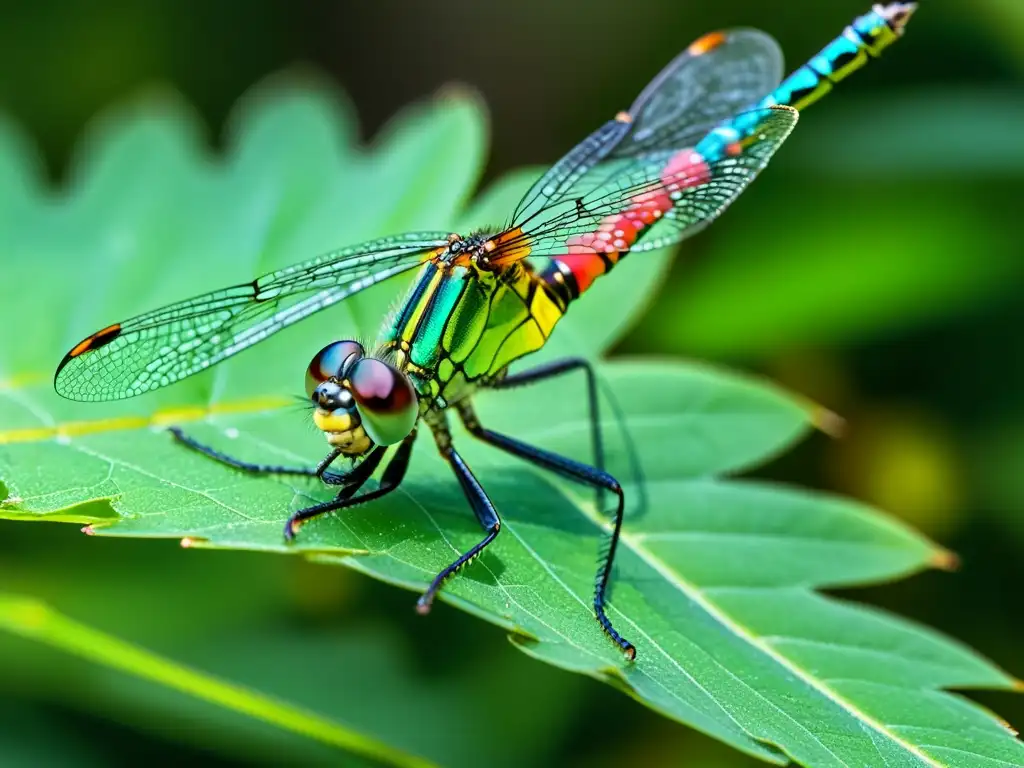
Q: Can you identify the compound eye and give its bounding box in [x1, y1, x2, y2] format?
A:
[349, 358, 418, 445]
[305, 341, 364, 398]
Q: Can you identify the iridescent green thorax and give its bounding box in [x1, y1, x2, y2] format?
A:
[380, 258, 564, 407]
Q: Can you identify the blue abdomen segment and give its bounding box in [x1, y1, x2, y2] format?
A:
[696, 4, 914, 162]
[758, 4, 911, 112]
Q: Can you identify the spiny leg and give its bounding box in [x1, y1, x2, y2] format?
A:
[417, 430, 501, 615]
[285, 430, 418, 540]
[458, 404, 635, 661]
[169, 426, 347, 482]
[491, 357, 604, 504]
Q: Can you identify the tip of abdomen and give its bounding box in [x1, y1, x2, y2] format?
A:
[875, 2, 917, 34]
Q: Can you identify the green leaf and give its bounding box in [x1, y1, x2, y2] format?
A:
[0, 593, 434, 768]
[1, 75, 1021, 766]
[0, 528, 584, 767]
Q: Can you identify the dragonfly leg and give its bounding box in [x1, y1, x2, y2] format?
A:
[284, 431, 417, 540]
[169, 426, 347, 481]
[417, 426, 501, 615]
[457, 403, 635, 661]
[490, 357, 604, 486]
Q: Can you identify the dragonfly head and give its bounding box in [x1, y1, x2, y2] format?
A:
[306, 341, 418, 456]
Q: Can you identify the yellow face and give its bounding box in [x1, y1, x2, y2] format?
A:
[312, 407, 372, 455]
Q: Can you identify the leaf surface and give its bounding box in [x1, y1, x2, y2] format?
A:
[0, 75, 1020, 766]
[0, 593, 433, 768]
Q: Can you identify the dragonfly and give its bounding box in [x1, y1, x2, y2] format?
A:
[55, 3, 916, 661]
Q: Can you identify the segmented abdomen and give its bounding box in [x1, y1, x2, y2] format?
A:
[541, 4, 909, 302]
[553, 149, 712, 295]
[755, 4, 908, 113]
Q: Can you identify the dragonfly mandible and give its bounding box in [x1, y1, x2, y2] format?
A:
[55, 3, 916, 661]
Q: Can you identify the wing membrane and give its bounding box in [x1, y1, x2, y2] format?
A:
[510, 29, 783, 226]
[503, 106, 798, 260]
[56, 29, 790, 402]
[624, 29, 782, 155]
[55, 232, 450, 401]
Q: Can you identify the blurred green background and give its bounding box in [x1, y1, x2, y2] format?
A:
[1, 0, 1022, 765]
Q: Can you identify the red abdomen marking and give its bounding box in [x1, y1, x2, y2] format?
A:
[552, 148, 711, 295]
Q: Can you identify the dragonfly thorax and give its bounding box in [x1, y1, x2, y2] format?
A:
[442, 232, 494, 266]
[306, 340, 419, 455]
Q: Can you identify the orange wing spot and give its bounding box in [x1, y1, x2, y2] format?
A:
[725, 141, 743, 157]
[615, 111, 633, 124]
[488, 227, 532, 266]
[69, 323, 122, 358]
[688, 31, 726, 56]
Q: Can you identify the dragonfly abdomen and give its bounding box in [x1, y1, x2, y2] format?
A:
[540, 148, 712, 302]
[757, 3, 914, 113]
[539, 3, 914, 305]
[698, 5, 912, 162]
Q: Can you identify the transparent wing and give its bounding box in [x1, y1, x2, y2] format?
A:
[491, 106, 798, 263]
[510, 29, 783, 225]
[55, 232, 451, 401]
[623, 29, 783, 155]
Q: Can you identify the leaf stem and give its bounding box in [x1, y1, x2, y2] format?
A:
[0, 593, 436, 768]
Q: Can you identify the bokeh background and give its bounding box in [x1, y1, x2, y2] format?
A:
[1, 0, 1022, 765]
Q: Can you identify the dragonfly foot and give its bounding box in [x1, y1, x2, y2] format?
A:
[283, 517, 302, 541]
[415, 594, 434, 615]
[596, 601, 637, 661]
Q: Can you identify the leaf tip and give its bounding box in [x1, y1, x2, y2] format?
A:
[505, 627, 543, 650]
[597, 663, 639, 696]
[813, 406, 847, 439]
[930, 547, 960, 571]
[997, 714, 1020, 736]
[433, 81, 484, 109]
